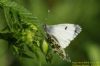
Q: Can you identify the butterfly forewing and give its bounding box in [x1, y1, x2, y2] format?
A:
[46, 24, 81, 48]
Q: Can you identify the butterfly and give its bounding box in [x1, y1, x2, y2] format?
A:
[44, 24, 82, 62]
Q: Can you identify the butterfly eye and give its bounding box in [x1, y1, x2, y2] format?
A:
[65, 26, 67, 30]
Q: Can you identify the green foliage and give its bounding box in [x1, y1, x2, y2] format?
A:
[0, 0, 48, 65]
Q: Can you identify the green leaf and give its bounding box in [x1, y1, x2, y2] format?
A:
[21, 53, 34, 59]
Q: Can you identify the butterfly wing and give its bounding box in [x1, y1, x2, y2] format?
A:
[45, 33, 70, 61]
[45, 24, 81, 61]
[45, 24, 81, 48]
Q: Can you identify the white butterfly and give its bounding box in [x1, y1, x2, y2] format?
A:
[44, 24, 81, 61]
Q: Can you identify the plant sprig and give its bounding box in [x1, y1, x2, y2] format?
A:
[0, 0, 50, 64]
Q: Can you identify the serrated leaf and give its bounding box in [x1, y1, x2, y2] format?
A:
[21, 53, 33, 59]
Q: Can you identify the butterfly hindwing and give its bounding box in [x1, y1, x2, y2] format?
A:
[47, 34, 70, 61]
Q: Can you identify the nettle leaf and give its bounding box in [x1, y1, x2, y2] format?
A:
[21, 52, 34, 59]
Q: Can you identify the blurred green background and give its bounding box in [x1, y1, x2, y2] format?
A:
[0, 0, 100, 66]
